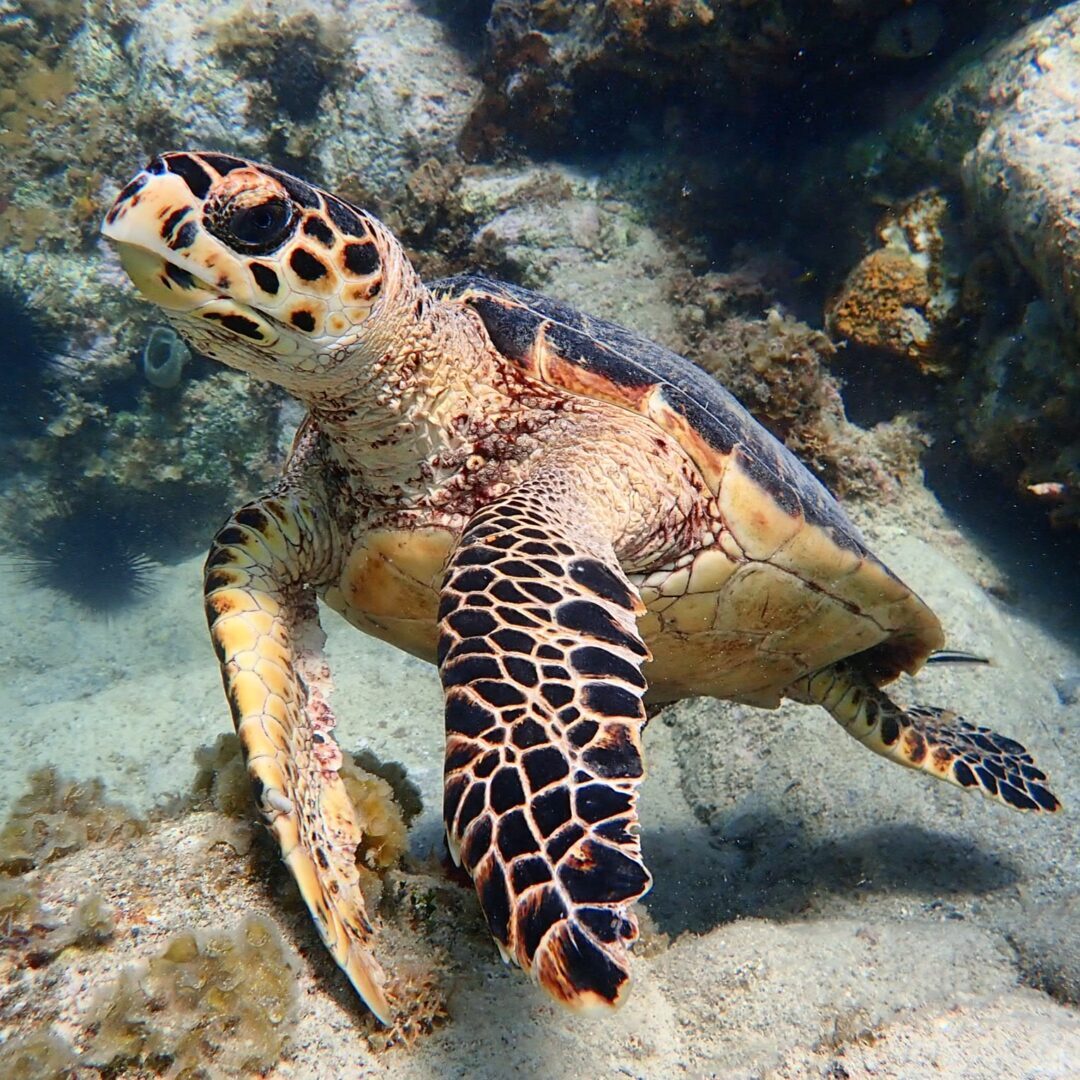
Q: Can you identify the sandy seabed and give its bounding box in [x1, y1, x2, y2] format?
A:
[0, 494, 1077, 1078]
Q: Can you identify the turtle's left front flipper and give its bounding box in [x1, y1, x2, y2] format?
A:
[439, 487, 654, 1011]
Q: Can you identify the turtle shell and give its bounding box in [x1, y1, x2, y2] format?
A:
[435, 274, 944, 692]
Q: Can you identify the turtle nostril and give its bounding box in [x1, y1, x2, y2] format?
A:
[146, 155, 168, 176]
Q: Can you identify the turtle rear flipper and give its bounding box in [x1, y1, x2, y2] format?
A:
[439, 485, 654, 1011]
[794, 665, 1061, 813]
[204, 464, 392, 1024]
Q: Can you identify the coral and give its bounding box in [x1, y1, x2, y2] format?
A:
[48, 890, 116, 951]
[0, 768, 144, 875]
[190, 734, 417, 884]
[83, 914, 300, 1077]
[0, 879, 45, 940]
[827, 190, 964, 375]
[142, 326, 191, 390]
[0, 1030, 79, 1080]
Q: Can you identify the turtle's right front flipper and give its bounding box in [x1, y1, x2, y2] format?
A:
[204, 454, 392, 1023]
[439, 486, 653, 1011]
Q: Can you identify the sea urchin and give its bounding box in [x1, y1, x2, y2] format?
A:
[16, 500, 157, 614]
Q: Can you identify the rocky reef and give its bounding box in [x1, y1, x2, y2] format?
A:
[0, 743, 435, 1073]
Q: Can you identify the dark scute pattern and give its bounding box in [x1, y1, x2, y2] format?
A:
[434, 272, 869, 553]
[323, 192, 368, 235]
[447, 609, 498, 637]
[1031, 785, 1061, 812]
[511, 856, 554, 893]
[474, 749, 500, 778]
[582, 683, 642, 719]
[442, 655, 503, 687]
[451, 567, 495, 593]
[248, 262, 280, 295]
[302, 214, 336, 247]
[523, 745, 570, 791]
[578, 906, 631, 944]
[212, 312, 265, 340]
[457, 782, 487, 833]
[491, 627, 535, 653]
[575, 784, 633, 824]
[114, 172, 147, 206]
[571, 646, 646, 687]
[172, 221, 197, 250]
[260, 164, 321, 208]
[445, 739, 482, 772]
[518, 887, 567, 961]
[556, 600, 642, 653]
[461, 812, 493, 871]
[160, 206, 190, 242]
[474, 680, 526, 708]
[499, 559, 542, 579]
[477, 860, 512, 944]
[569, 559, 635, 610]
[490, 767, 526, 813]
[290, 310, 316, 332]
[289, 247, 328, 281]
[491, 580, 530, 605]
[546, 821, 585, 864]
[567, 719, 599, 747]
[560, 923, 628, 1004]
[165, 154, 212, 199]
[953, 760, 976, 788]
[975, 766, 999, 796]
[497, 810, 541, 860]
[540, 682, 575, 709]
[880, 714, 900, 746]
[512, 719, 548, 748]
[559, 839, 651, 904]
[224, 504, 267, 532]
[504, 656, 539, 687]
[454, 545, 504, 566]
[344, 241, 381, 276]
[215, 525, 247, 547]
[199, 152, 247, 176]
[582, 726, 644, 779]
[532, 786, 571, 837]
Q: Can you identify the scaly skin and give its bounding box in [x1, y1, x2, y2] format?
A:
[101, 152, 1061, 1025]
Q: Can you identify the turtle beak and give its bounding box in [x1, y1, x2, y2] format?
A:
[102, 169, 218, 313]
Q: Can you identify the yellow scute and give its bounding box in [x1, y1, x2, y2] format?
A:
[330, 527, 455, 662]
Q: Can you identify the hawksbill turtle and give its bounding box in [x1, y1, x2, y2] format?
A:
[101, 153, 1060, 1024]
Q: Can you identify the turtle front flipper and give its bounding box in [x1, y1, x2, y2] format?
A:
[439, 490, 653, 1011]
[792, 664, 1061, 813]
[204, 477, 392, 1023]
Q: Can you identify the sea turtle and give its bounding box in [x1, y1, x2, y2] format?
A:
[101, 153, 1059, 1024]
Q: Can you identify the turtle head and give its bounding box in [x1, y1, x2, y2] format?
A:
[102, 152, 421, 396]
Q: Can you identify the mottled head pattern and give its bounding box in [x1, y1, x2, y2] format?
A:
[102, 152, 411, 393]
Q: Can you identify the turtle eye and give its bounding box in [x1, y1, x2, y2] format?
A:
[225, 197, 295, 252]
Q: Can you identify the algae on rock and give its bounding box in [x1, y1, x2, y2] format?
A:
[83, 914, 301, 1077]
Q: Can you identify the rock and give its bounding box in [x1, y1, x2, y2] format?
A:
[963, 5, 1080, 341]
[827, 189, 965, 375]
